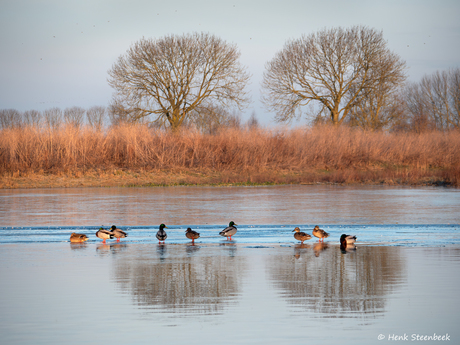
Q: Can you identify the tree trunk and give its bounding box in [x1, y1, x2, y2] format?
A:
[330, 108, 340, 126]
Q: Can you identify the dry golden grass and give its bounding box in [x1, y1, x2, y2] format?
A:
[1, 124, 459, 188]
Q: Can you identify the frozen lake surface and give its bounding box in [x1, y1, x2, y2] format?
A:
[1, 185, 459, 246]
[1, 185, 459, 344]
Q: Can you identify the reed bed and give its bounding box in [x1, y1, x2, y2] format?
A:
[1, 124, 459, 187]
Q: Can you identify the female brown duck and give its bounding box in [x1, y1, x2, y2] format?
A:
[312, 225, 329, 242]
[292, 227, 312, 244]
[185, 228, 200, 244]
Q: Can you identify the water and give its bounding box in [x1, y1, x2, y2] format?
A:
[1, 185, 459, 227]
[0, 185, 459, 344]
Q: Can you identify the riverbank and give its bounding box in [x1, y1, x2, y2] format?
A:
[0, 165, 457, 189]
[1, 125, 459, 188]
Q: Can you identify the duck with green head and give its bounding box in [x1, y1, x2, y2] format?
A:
[219, 221, 237, 240]
[111, 225, 127, 242]
[96, 227, 114, 244]
[156, 224, 168, 244]
[340, 234, 357, 252]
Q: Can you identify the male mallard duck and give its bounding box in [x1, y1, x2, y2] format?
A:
[70, 232, 89, 243]
[312, 225, 329, 242]
[292, 227, 312, 244]
[340, 234, 357, 252]
[185, 227, 200, 244]
[96, 227, 114, 244]
[340, 234, 357, 245]
[111, 225, 127, 242]
[219, 221, 237, 240]
[156, 224, 168, 244]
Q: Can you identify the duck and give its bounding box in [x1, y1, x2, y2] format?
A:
[185, 227, 200, 244]
[340, 234, 357, 252]
[292, 227, 312, 244]
[111, 225, 127, 242]
[156, 224, 168, 244]
[96, 227, 114, 244]
[70, 232, 89, 243]
[219, 221, 237, 240]
[312, 225, 329, 242]
[340, 234, 357, 245]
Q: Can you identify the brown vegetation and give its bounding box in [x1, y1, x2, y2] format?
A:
[1, 124, 459, 188]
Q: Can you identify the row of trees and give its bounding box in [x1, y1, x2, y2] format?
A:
[1, 28, 458, 132]
[0, 104, 260, 133]
[106, 27, 459, 131]
[0, 106, 108, 130]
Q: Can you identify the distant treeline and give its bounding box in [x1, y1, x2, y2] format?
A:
[1, 124, 459, 186]
[1, 67, 459, 133]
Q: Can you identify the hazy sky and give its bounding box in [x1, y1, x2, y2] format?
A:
[1, 0, 459, 125]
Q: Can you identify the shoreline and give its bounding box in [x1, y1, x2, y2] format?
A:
[0, 168, 456, 189]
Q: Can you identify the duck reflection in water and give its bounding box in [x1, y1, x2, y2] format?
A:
[294, 243, 311, 259]
[313, 242, 329, 257]
[70, 242, 88, 251]
[220, 241, 237, 257]
[96, 242, 128, 255]
[156, 243, 168, 261]
[186, 243, 201, 256]
[267, 246, 406, 319]
[112, 245, 247, 315]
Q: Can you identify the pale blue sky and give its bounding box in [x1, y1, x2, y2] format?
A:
[1, 0, 459, 125]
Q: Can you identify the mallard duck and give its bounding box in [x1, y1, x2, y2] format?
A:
[111, 225, 127, 242]
[340, 234, 357, 252]
[312, 225, 329, 242]
[156, 224, 168, 244]
[219, 221, 237, 240]
[70, 232, 88, 243]
[96, 227, 114, 244]
[292, 227, 312, 244]
[185, 227, 200, 244]
[340, 234, 357, 245]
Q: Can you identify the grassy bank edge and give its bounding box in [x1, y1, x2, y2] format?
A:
[1, 166, 455, 189]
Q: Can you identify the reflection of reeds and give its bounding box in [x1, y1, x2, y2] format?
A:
[1, 124, 459, 185]
[113, 245, 247, 315]
[268, 246, 406, 319]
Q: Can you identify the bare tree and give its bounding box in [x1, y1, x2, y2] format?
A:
[347, 87, 406, 131]
[107, 102, 132, 126]
[23, 110, 42, 128]
[403, 83, 434, 133]
[403, 68, 460, 131]
[246, 110, 260, 129]
[0, 109, 23, 129]
[43, 107, 62, 129]
[108, 32, 251, 131]
[86, 106, 106, 130]
[262, 26, 407, 125]
[419, 68, 460, 130]
[187, 103, 233, 134]
[63, 106, 85, 128]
